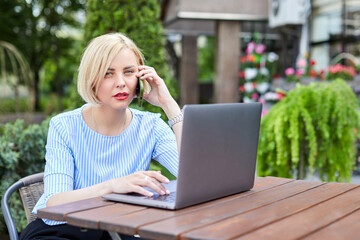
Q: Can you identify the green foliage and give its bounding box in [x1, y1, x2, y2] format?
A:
[150, 160, 176, 181]
[257, 79, 360, 182]
[0, 95, 70, 115]
[70, 0, 178, 112]
[198, 36, 215, 83]
[0, 0, 85, 110]
[38, 94, 71, 116]
[40, 38, 82, 100]
[0, 41, 34, 113]
[0, 119, 49, 234]
[0, 98, 30, 113]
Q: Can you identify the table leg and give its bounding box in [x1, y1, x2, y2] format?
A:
[108, 231, 122, 240]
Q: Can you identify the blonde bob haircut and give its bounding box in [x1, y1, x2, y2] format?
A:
[77, 32, 144, 105]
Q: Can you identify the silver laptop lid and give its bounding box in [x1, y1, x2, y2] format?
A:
[175, 103, 262, 209]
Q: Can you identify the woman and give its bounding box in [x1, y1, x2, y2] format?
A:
[20, 33, 182, 240]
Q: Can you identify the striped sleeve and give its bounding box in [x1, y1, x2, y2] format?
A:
[38, 117, 75, 224]
[152, 117, 179, 177]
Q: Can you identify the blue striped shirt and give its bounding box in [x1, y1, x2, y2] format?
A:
[32, 105, 179, 225]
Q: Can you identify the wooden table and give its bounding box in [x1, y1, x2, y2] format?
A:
[37, 177, 360, 240]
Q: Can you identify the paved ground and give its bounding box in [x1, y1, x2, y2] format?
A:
[0, 112, 46, 124]
[305, 172, 360, 184]
[351, 174, 360, 184]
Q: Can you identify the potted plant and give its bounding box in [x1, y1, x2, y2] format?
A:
[238, 40, 279, 103]
[326, 64, 357, 81]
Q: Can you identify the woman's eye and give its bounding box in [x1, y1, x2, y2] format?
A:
[105, 72, 113, 77]
[125, 70, 134, 74]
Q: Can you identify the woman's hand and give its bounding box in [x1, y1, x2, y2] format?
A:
[47, 170, 170, 207]
[109, 170, 170, 197]
[137, 65, 182, 152]
[137, 65, 174, 109]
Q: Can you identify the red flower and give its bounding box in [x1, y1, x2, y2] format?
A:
[309, 59, 316, 66]
[309, 69, 318, 77]
[276, 90, 286, 100]
[246, 55, 256, 62]
[238, 71, 245, 78]
[272, 74, 280, 79]
[239, 86, 245, 92]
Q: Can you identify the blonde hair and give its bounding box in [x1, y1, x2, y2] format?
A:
[77, 33, 144, 105]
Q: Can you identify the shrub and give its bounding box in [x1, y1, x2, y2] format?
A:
[0, 98, 30, 113]
[0, 119, 49, 234]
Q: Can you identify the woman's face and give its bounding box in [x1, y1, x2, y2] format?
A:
[97, 48, 139, 109]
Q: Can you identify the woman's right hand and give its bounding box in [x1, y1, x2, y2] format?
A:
[108, 170, 171, 197]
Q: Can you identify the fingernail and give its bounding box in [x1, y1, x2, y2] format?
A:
[148, 192, 153, 197]
[165, 178, 170, 183]
[161, 190, 165, 195]
[166, 190, 170, 194]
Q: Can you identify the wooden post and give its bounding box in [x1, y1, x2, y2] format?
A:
[214, 20, 240, 103]
[180, 35, 199, 106]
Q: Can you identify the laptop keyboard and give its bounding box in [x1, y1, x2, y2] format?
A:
[146, 192, 176, 203]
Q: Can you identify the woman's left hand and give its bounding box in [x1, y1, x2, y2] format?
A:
[137, 65, 182, 152]
[137, 65, 174, 109]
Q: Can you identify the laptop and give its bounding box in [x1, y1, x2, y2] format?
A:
[102, 102, 262, 209]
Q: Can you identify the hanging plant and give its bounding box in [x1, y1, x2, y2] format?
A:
[257, 79, 360, 182]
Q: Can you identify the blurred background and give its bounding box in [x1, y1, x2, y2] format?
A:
[1, 0, 360, 238]
[1, 0, 360, 116]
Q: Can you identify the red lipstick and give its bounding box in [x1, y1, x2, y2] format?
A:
[113, 92, 129, 100]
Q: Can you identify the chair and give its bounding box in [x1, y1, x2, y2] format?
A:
[1, 172, 44, 240]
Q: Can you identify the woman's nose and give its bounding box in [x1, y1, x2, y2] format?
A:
[115, 75, 126, 88]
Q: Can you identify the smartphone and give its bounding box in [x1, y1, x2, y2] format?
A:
[136, 78, 151, 107]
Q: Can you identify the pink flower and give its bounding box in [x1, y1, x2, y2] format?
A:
[328, 64, 356, 76]
[261, 109, 269, 118]
[255, 44, 266, 54]
[246, 42, 256, 54]
[343, 65, 356, 76]
[296, 69, 304, 77]
[347, 66, 356, 76]
[329, 64, 343, 74]
[285, 67, 295, 76]
[251, 93, 259, 100]
[258, 98, 265, 104]
[297, 59, 307, 68]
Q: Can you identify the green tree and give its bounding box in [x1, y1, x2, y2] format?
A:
[0, 0, 85, 111]
[40, 38, 83, 113]
[70, 0, 177, 113]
